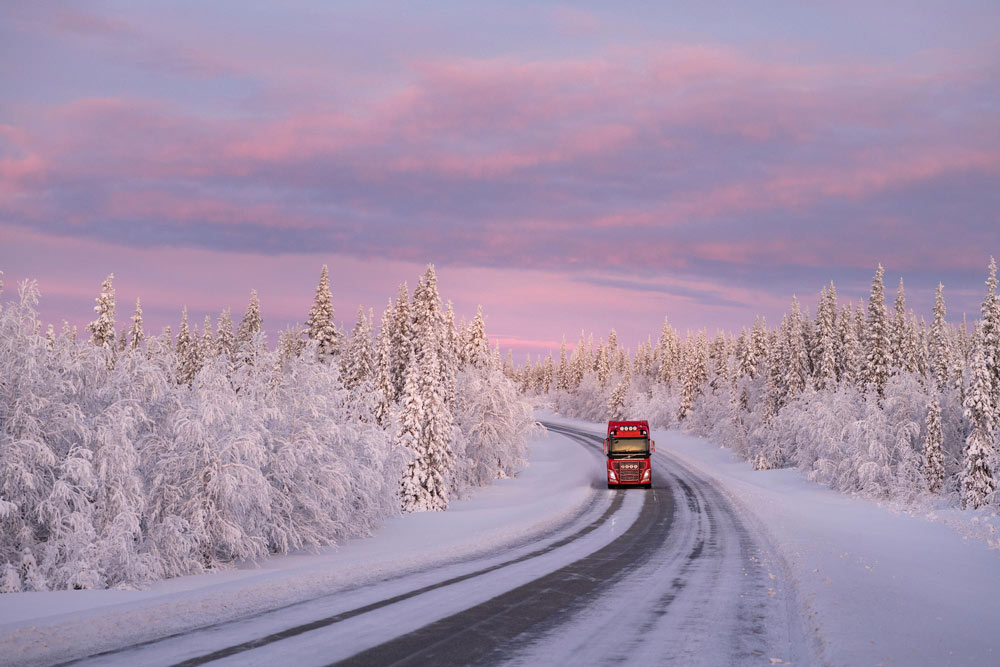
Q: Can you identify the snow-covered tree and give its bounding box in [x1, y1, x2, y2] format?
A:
[678, 332, 707, 422]
[306, 265, 338, 358]
[608, 366, 630, 420]
[388, 284, 413, 401]
[216, 308, 235, 359]
[962, 338, 995, 509]
[922, 393, 945, 494]
[814, 283, 838, 389]
[464, 306, 491, 370]
[237, 290, 261, 345]
[342, 307, 375, 390]
[556, 336, 569, 391]
[87, 273, 116, 348]
[373, 300, 394, 427]
[127, 298, 144, 350]
[176, 307, 198, 386]
[399, 266, 455, 512]
[864, 265, 891, 398]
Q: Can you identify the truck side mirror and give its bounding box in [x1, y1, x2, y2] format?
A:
[650, 439, 655, 453]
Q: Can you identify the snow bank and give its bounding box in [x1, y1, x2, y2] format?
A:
[541, 412, 1000, 666]
[0, 427, 601, 665]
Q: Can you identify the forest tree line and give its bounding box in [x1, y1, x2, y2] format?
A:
[0, 265, 533, 592]
[515, 262, 1000, 510]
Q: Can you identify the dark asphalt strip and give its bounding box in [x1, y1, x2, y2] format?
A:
[144, 425, 624, 667]
[331, 427, 674, 667]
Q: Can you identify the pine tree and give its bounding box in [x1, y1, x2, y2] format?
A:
[237, 290, 261, 344]
[127, 298, 144, 350]
[400, 266, 455, 511]
[962, 335, 995, 509]
[216, 308, 235, 359]
[678, 332, 707, 422]
[657, 316, 680, 385]
[596, 340, 611, 387]
[176, 307, 198, 386]
[751, 316, 768, 379]
[306, 266, 337, 358]
[373, 299, 394, 426]
[922, 394, 945, 494]
[342, 307, 375, 390]
[464, 306, 491, 370]
[542, 353, 554, 393]
[200, 315, 215, 361]
[87, 273, 116, 348]
[389, 283, 413, 401]
[864, 265, 891, 398]
[814, 283, 838, 389]
[982, 258, 1000, 412]
[556, 336, 569, 391]
[608, 366, 630, 420]
[784, 297, 808, 397]
[891, 277, 907, 371]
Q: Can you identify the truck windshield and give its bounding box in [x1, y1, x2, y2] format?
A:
[609, 437, 649, 456]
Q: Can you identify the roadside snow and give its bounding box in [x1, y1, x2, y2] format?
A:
[540, 411, 1000, 666]
[0, 427, 605, 666]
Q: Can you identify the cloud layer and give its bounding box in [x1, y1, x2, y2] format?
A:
[2, 2, 998, 352]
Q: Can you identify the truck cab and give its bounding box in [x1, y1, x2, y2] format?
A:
[603, 420, 653, 489]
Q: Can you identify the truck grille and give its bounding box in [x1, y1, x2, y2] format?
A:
[617, 461, 643, 482]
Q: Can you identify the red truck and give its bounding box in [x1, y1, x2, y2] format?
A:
[603, 420, 654, 489]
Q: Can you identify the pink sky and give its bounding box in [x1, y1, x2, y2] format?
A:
[2, 2, 998, 356]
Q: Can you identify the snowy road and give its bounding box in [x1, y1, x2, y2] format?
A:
[54, 422, 807, 667]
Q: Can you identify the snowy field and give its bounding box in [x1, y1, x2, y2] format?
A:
[541, 411, 1000, 667]
[0, 428, 616, 666]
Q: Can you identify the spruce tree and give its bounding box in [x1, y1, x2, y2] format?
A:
[87, 273, 117, 348]
[678, 332, 708, 421]
[982, 258, 1000, 412]
[814, 283, 838, 389]
[922, 393, 945, 494]
[962, 336, 995, 509]
[891, 277, 907, 371]
[464, 306, 491, 370]
[342, 307, 375, 390]
[556, 336, 569, 391]
[657, 316, 679, 385]
[608, 366, 630, 420]
[176, 307, 197, 386]
[306, 265, 337, 358]
[216, 308, 235, 358]
[751, 316, 768, 379]
[397, 347, 427, 512]
[389, 283, 413, 401]
[237, 290, 261, 344]
[784, 297, 808, 397]
[403, 266, 455, 511]
[201, 315, 215, 361]
[127, 298, 144, 350]
[542, 353, 554, 393]
[864, 265, 891, 398]
[373, 299, 394, 427]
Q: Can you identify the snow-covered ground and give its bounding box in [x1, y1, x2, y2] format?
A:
[541, 411, 1000, 666]
[5, 412, 999, 666]
[0, 427, 625, 666]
